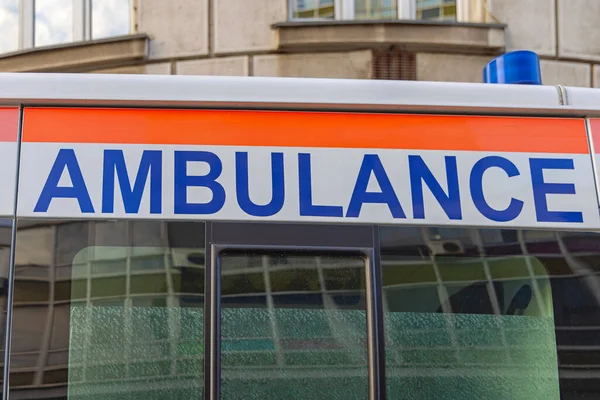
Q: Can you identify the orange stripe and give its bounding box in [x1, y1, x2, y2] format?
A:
[22, 108, 589, 154]
[590, 119, 600, 153]
[0, 108, 19, 142]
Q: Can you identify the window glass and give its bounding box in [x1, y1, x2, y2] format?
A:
[292, 0, 334, 19]
[220, 250, 368, 399]
[9, 221, 206, 399]
[417, 0, 457, 20]
[380, 226, 600, 399]
[35, 0, 73, 47]
[0, 0, 18, 53]
[355, 0, 397, 19]
[92, 0, 130, 39]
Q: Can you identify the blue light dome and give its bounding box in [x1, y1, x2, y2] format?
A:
[483, 50, 542, 85]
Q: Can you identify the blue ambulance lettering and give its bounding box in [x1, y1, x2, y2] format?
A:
[409, 155, 461, 220]
[470, 156, 524, 222]
[298, 153, 343, 217]
[346, 154, 405, 218]
[236, 152, 285, 217]
[102, 150, 162, 214]
[34, 148, 586, 224]
[530, 158, 583, 223]
[174, 151, 225, 214]
[35, 149, 94, 213]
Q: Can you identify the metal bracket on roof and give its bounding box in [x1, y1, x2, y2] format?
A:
[556, 85, 570, 106]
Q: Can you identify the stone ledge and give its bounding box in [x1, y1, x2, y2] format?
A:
[0, 34, 149, 73]
[273, 20, 505, 55]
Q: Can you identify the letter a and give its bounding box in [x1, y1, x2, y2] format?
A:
[34, 149, 94, 213]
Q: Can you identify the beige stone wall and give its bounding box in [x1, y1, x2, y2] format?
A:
[138, 0, 209, 59]
[594, 65, 600, 88]
[416, 53, 491, 83]
[489, 0, 600, 63]
[253, 51, 373, 79]
[177, 56, 249, 76]
[9, 0, 599, 88]
[540, 60, 591, 87]
[213, 0, 286, 54]
[419, 0, 600, 86]
[92, 63, 172, 75]
[558, 0, 600, 61]
[416, 53, 594, 87]
[488, 0, 556, 57]
[91, 0, 600, 87]
[146, 63, 172, 75]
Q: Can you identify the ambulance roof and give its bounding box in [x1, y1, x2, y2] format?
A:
[0, 73, 597, 116]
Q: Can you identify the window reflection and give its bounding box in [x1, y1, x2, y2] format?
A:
[92, 0, 130, 39]
[355, 0, 397, 19]
[0, 0, 18, 53]
[292, 0, 335, 19]
[381, 226, 600, 399]
[220, 251, 368, 400]
[35, 0, 73, 47]
[417, 0, 457, 20]
[8, 222, 600, 398]
[9, 221, 206, 399]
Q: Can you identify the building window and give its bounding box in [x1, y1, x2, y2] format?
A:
[417, 0, 457, 21]
[92, 0, 131, 39]
[355, 0, 397, 19]
[0, 0, 19, 53]
[289, 0, 460, 21]
[291, 0, 335, 19]
[5, 0, 131, 53]
[35, 0, 73, 47]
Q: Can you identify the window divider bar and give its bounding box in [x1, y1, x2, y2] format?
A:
[339, 0, 354, 20]
[1, 106, 24, 400]
[205, 223, 221, 400]
[73, 0, 92, 42]
[287, 0, 295, 21]
[399, 0, 416, 19]
[456, 0, 468, 22]
[18, 0, 35, 49]
[366, 226, 386, 400]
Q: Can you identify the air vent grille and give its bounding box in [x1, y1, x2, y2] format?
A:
[373, 51, 417, 81]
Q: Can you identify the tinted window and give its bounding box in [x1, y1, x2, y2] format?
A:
[9, 220, 206, 399]
[381, 226, 600, 399]
[219, 250, 368, 400]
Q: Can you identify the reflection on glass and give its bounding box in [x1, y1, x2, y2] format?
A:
[35, 0, 73, 47]
[220, 251, 368, 399]
[380, 226, 600, 399]
[292, 0, 334, 19]
[417, 0, 457, 20]
[92, 0, 130, 39]
[355, 0, 396, 19]
[0, 0, 18, 53]
[10, 221, 206, 399]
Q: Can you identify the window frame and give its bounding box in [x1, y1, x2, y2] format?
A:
[288, 0, 469, 21]
[17, 0, 130, 50]
[207, 222, 383, 400]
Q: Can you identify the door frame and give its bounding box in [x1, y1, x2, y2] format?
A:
[204, 222, 384, 400]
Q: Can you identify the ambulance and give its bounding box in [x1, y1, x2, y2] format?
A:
[0, 50, 599, 399]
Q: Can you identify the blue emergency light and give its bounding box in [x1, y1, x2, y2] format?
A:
[483, 50, 542, 85]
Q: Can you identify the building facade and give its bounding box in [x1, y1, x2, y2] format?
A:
[0, 0, 597, 87]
